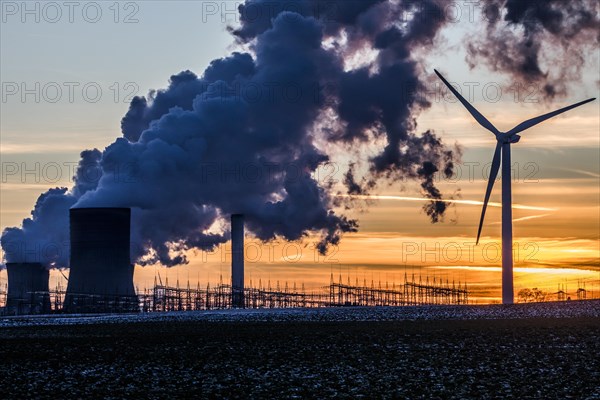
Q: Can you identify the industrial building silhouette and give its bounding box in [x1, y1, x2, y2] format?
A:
[5, 262, 50, 315]
[64, 208, 137, 313]
[1, 208, 473, 315]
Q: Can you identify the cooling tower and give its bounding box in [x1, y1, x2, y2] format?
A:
[64, 208, 137, 313]
[231, 214, 244, 308]
[5, 263, 51, 315]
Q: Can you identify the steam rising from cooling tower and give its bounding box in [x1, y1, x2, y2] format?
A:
[64, 208, 137, 313]
[5, 263, 50, 315]
[2, 0, 597, 270]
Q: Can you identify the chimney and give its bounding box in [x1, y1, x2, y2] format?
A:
[231, 214, 244, 308]
[5, 263, 51, 315]
[64, 208, 137, 313]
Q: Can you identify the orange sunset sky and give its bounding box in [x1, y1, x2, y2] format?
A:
[1, 2, 599, 302]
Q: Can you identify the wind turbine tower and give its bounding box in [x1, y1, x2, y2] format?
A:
[435, 69, 596, 304]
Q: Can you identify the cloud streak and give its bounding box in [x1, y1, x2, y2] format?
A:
[340, 194, 557, 212]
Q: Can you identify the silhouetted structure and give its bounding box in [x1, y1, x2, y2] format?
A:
[64, 208, 137, 313]
[435, 70, 596, 305]
[140, 273, 469, 311]
[231, 214, 244, 308]
[5, 262, 51, 315]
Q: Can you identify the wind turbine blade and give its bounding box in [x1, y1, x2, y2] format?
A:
[476, 142, 502, 245]
[507, 98, 596, 135]
[434, 69, 498, 135]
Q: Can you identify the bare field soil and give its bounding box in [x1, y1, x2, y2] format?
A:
[1, 315, 599, 399]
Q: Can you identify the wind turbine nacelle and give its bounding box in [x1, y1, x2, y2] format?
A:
[509, 135, 521, 143]
[497, 133, 520, 144]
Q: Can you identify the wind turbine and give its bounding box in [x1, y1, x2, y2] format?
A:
[434, 69, 596, 305]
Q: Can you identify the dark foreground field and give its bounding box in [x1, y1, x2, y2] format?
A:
[1, 311, 599, 399]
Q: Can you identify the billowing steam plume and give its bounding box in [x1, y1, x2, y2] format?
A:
[12, 0, 595, 268]
[467, 0, 599, 99]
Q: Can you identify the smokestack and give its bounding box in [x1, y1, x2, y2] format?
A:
[64, 208, 137, 313]
[231, 214, 244, 308]
[5, 263, 50, 315]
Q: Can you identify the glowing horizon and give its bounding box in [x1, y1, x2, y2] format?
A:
[1, 1, 598, 305]
[337, 194, 558, 212]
